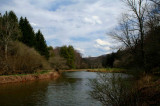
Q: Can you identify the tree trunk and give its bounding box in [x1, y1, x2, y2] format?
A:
[4, 44, 8, 60]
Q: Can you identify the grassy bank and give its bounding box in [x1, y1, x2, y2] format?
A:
[86, 68, 126, 73]
[0, 70, 60, 84]
[60, 69, 87, 72]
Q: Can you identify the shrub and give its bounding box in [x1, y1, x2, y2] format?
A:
[0, 41, 50, 75]
[89, 73, 139, 106]
[49, 55, 68, 71]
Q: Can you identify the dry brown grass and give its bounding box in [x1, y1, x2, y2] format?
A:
[134, 75, 160, 105]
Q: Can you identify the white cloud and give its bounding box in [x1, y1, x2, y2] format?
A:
[75, 48, 85, 53]
[0, 0, 125, 57]
[95, 39, 111, 46]
[31, 22, 37, 26]
[94, 43, 111, 51]
[84, 16, 102, 25]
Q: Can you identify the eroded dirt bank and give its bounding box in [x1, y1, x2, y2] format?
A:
[0, 71, 60, 84]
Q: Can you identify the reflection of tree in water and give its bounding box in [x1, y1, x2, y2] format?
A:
[89, 73, 137, 106]
[46, 71, 101, 106]
[0, 80, 50, 105]
[0, 72, 102, 106]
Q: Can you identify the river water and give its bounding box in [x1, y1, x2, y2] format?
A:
[0, 71, 128, 106]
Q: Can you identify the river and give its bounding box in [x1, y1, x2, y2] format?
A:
[0, 71, 128, 106]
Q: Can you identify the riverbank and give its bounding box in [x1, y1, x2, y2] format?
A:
[60, 69, 86, 72]
[133, 75, 160, 105]
[0, 71, 60, 84]
[61, 68, 126, 73]
[86, 68, 126, 73]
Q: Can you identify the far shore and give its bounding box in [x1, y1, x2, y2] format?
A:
[61, 68, 126, 73]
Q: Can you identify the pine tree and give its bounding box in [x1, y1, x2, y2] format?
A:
[35, 30, 49, 59]
[19, 17, 35, 47]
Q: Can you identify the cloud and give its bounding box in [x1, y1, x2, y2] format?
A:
[30, 22, 37, 26]
[0, 0, 124, 57]
[94, 42, 111, 52]
[95, 39, 111, 46]
[95, 44, 111, 51]
[75, 48, 85, 54]
[84, 16, 102, 25]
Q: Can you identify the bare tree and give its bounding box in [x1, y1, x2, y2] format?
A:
[109, 0, 149, 67]
[144, 0, 160, 30]
[124, 0, 150, 66]
[109, 13, 139, 53]
[150, 0, 160, 5]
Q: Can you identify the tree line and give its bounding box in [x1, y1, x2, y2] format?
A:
[0, 11, 84, 75]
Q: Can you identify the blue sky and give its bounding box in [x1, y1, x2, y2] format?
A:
[0, 0, 125, 57]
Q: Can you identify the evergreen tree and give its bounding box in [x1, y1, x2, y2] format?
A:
[60, 45, 69, 58]
[19, 17, 35, 47]
[67, 45, 75, 68]
[35, 30, 49, 59]
[60, 45, 75, 69]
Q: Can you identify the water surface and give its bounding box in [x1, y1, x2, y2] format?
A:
[0, 71, 128, 106]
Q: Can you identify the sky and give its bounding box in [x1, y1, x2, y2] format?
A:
[0, 0, 125, 57]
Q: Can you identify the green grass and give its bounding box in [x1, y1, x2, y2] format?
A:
[87, 68, 126, 73]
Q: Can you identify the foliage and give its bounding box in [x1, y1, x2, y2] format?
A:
[49, 56, 68, 70]
[48, 46, 55, 57]
[0, 11, 52, 75]
[0, 41, 50, 75]
[60, 45, 75, 69]
[102, 53, 116, 68]
[74, 50, 82, 69]
[35, 30, 49, 59]
[144, 26, 160, 72]
[19, 17, 36, 47]
[0, 11, 85, 75]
